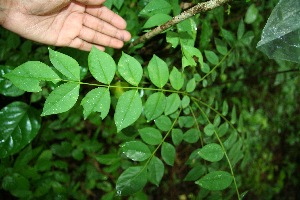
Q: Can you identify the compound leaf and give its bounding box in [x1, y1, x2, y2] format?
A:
[144, 92, 166, 121]
[42, 82, 80, 116]
[49, 48, 80, 81]
[116, 166, 147, 196]
[120, 141, 151, 161]
[195, 171, 233, 191]
[114, 90, 142, 132]
[88, 46, 116, 84]
[4, 61, 60, 92]
[81, 87, 110, 120]
[118, 52, 143, 86]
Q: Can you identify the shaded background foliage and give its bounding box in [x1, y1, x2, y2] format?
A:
[0, 0, 299, 199]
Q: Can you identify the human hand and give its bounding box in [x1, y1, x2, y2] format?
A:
[0, 0, 131, 51]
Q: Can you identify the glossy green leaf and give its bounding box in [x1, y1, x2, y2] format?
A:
[147, 55, 169, 88]
[154, 115, 172, 131]
[245, 4, 258, 24]
[147, 156, 164, 186]
[183, 128, 200, 144]
[139, 127, 162, 145]
[120, 141, 151, 161]
[186, 78, 196, 93]
[204, 50, 219, 65]
[0, 102, 41, 158]
[0, 66, 25, 96]
[144, 92, 166, 121]
[42, 82, 80, 116]
[171, 128, 183, 146]
[198, 143, 224, 162]
[165, 93, 181, 115]
[169, 67, 184, 90]
[4, 61, 60, 92]
[88, 46, 116, 84]
[114, 90, 142, 132]
[195, 171, 233, 191]
[139, 0, 172, 18]
[161, 142, 175, 166]
[143, 14, 172, 28]
[81, 87, 110, 120]
[204, 124, 215, 136]
[116, 166, 147, 196]
[118, 52, 143, 86]
[49, 48, 80, 81]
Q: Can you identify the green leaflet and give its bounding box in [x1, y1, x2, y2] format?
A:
[154, 115, 172, 132]
[88, 47, 116, 84]
[116, 166, 147, 196]
[147, 156, 164, 186]
[0, 66, 25, 96]
[195, 171, 233, 191]
[245, 4, 258, 24]
[204, 50, 219, 65]
[165, 93, 181, 115]
[42, 82, 80, 116]
[114, 90, 142, 132]
[49, 48, 80, 81]
[138, 127, 162, 145]
[161, 142, 175, 166]
[147, 55, 169, 88]
[118, 52, 143, 86]
[183, 128, 200, 144]
[198, 143, 224, 162]
[215, 38, 228, 56]
[120, 141, 151, 161]
[182, 45, 203, 68]
[4, 61, 60, 92]
[169, 67, 184, 90]
[0, 102, 41, 158]
[144, 92, 166, 121]
[171, 128, 183, 146]
[184, 164, 206, 182]
[143, 14, 172, 29]
[186, 78, 196, 93]
[139, 0, 172, 18]
[204, 124, 215, 137]
[81, 87, 110, 120]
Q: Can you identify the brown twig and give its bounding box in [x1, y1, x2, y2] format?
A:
[130, 0, 232, 47]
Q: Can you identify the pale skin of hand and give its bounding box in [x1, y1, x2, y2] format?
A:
[0, 0, 131, 51]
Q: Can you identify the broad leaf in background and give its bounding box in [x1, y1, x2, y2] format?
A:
[147, 156, 164, 186]
[198, 143, 224, 162]
[120, 141, 151, 161]
[3, 61, 60, 92]
[118, 52, 143, 86]
[144, 92, 166, 121]
[161, 142, 176, 166]
[116, 166, 147, 196]
[196, 171, 233, 191]
[42, 82, 80, 116]
[143, 14, 172, 29]
[139, 0, 172, 18]
[0, 66, 25, 96]
[114, 90, 142, 132]
[147, 55, 169, 88]
[88, 47, 116, 84]
[0, 102, 40, 158]
[81, 87, 110, 120]
[49, 48, 80, 81]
